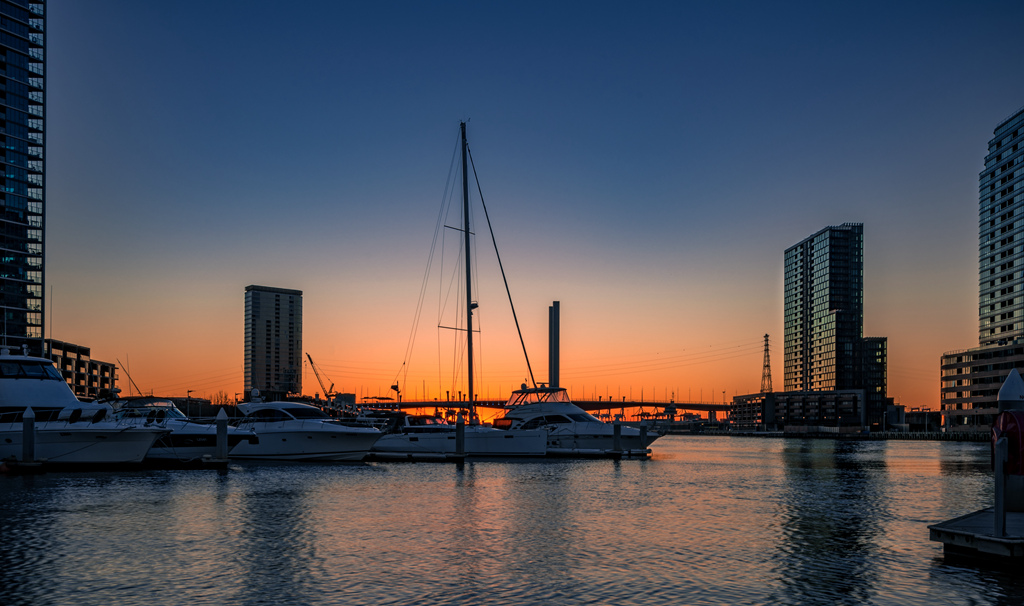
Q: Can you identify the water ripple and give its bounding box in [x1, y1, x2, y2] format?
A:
[1, 439, 1016, 605]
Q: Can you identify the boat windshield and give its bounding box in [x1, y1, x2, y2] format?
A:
[118, 403, 187, 419]
[506, 388, 573, 407]
[0, 361, 64, 381]
[283, 407, 330, 420]
[408, 416, 448, 426]
[250, 409, 291, 422]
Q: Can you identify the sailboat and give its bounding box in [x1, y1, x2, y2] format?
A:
[369, 122, 547, 460]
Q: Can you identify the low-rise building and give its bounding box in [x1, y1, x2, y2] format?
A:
[44, 339, 117, 399]
[939, 342, 1024, 432]
[732, 389, 897, 432]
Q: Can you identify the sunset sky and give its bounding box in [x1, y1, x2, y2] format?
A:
[44, 1, 1024, 409]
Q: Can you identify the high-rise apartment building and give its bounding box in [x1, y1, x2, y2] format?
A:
[782, 223, 889, 426]
[978, 107, 1024, 344]
[784, 223, 866, 392]
[941, 105, 1024, 431]
[244, 285, 302, 401]
[0, 1, 45, 355]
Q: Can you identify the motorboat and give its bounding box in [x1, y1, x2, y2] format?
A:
[494, 386, 662, 457]
[229, 398, 381, 461]
[112, 397, 255, 465]
[368, 411, 547, 460]
[0, 350, 166, 467]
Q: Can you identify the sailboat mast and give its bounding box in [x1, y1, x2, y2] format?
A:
[461, 121, 474, 416]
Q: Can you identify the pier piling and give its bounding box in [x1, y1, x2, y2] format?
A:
[22, 406, 34, 462]
[456, 412, 465, 456]
[216, 408, 229, 461]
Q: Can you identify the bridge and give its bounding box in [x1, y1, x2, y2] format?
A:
[356, 399, 732, 414]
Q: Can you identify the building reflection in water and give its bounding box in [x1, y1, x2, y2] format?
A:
[229, 466, 322, 605]
[769, 440, 887, 605]
[7, 439, 1024, 605]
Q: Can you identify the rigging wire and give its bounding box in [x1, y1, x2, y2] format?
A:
[467, 145, 537, 389]
[393, 128, 462, 398]
[468, 157, 486, 400]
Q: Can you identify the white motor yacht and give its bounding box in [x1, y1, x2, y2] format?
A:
[494, 386, 661, 457]
[113, 398, 255, 465]
[230, 399, 381, 461]
[368, 412, 547, 460]
[0, 350, 166, 466]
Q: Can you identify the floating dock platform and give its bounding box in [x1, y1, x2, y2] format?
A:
[929, 508, 1024, 559]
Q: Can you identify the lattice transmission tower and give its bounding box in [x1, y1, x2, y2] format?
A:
[760, 333, 773, 393]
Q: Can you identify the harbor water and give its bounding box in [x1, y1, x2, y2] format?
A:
[2, 436, 1021, 605]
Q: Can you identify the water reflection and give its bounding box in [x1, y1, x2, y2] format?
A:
[230, 465, 322, 605]
[5, 439, 1024, 606]
[0, 474, 55, 606]
[496, 461, 582, 602]
[770, 440, 888, 605]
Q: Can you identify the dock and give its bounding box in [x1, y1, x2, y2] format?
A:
[929, 372, 1024, 562]
[929, 509, 1024, 558]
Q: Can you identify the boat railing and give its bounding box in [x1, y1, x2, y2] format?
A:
[1, 409, 136, 428]
[0, 410, 23, 424]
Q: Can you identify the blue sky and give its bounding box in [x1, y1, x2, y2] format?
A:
[43, 0, 1024, 405]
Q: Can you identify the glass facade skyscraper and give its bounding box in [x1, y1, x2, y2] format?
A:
[783, 223, 889, 426]
[0, 0, 44, 355]
[244, 285, 302, 401]
[940, 105, 1024, 431]
[784, 223, 865, 392]
[978, 107, 1024, 345]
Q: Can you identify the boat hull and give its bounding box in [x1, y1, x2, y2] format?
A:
[370, 427, 547, 460]
[229, 428, 381, 461]
[545, 425, 660, 457]
[0, 424, 166, 464]
[146, 430, 254, 462]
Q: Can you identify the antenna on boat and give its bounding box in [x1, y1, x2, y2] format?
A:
[116, 358, 143, 398]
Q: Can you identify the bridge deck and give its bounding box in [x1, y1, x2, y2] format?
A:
[360, 400, 731, 412]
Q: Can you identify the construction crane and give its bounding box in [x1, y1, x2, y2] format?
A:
[306, 353, 335, 400]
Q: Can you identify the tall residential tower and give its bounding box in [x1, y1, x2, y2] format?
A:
[784, 223, 866, 392]
[978, 107, 1024, 344]
[941, 106, 1024, 431]
[734, 223, 892, 430]
[244, 285, 302, 401]
[782, 223, 888, 426]
[0, 0, 45, 355]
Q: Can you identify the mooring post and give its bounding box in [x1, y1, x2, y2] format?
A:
[22, 406, 35, 462]
[995, 436, 1008, 537]
[613, 418, 622, 453]
[456, 411, 465, 456]
[216, 408, 229, 460]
